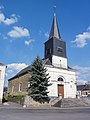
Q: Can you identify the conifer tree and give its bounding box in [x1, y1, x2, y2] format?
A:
[28, 56, 51, 103]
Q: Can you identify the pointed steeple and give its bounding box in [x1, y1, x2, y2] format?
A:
[49, 6, 61, 39]
[44, 6, 66, 63]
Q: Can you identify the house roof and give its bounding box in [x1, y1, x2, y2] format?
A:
[8, 58, 52, 81]
[8, 59, 75, 81]
[8, 65, 31, 81]
[0, 63, 5, 66]
[9, 58, 50, 81]
[77, 84, 90, 91]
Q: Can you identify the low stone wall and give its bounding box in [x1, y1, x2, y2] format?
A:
[7, 96, 24, 105]
[23, 96, 51, 107]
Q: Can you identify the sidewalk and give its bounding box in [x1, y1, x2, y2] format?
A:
[0, 102, 90, 110]
[0, 102, 23, 109]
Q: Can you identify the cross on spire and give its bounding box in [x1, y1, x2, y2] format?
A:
[54, 6, 56, 16]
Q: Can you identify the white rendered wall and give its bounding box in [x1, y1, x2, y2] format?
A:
[52, 55, 67, 69]
[46, 65, 76, 98]
[0, 65, 6, 103]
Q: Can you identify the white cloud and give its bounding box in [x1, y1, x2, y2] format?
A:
[0, 12, 18, 25]
[0, 13, 5, 22]
[5, 63, 28, 86]
[7, 69, 13, 74]
[71, 26, 90, 48]
[73, 65, 90, 85]
[7, 26, 30, 38]
[77, 80, 88, 85]
[7, 63, 28, 71]
[24, 39, 35, 46]
[6, 63, 28, 78]
[4, 16, 18, 25]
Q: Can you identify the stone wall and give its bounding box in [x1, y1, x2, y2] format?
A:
[23, 96, 51, 107]
[8, 73, 30, 96]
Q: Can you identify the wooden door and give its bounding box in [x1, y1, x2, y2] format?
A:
[58, 84, 64, 98]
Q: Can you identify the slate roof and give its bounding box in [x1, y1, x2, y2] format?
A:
[8, 65, 31, 81]
[49, 11, 61, 39]
[77, 84, 90, 91]
[9, 58, 51, 81]
[0, 63, 5, 66]
[8, 58, 75, 81]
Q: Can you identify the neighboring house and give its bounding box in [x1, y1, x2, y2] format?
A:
[77, 84, 90, 97]
[0, 63, 6, 104]
[8, 10, 77, 98]
[8, 66, 31, 96]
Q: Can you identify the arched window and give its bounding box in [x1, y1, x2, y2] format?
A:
[58, 77, 63, 82]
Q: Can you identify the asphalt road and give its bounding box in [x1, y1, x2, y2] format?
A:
[0, 107, 90, 120]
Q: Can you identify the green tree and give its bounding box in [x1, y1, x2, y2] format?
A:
[28, 56, 51, 103]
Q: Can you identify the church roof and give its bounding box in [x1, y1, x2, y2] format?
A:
[9, 59, 52, 81]
[49, 9, 61, 39]
[8, 65, 31, 81]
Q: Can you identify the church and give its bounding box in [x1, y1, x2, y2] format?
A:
[8, 9, 77, 98]
[44, 10, 76, 98]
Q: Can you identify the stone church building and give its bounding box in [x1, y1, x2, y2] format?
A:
[8, 11, 77, 98]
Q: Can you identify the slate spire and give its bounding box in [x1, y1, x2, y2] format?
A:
[49, 6, 61, 39]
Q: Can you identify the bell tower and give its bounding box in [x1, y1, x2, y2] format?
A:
[44, 7, 67, 68]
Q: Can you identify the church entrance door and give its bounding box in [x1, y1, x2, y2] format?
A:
[58, 84, 64, 98]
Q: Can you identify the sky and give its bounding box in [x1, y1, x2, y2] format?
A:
[0, 0, 90, 86]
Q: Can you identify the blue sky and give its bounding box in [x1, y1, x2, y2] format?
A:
[0, 0, 90, 86]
